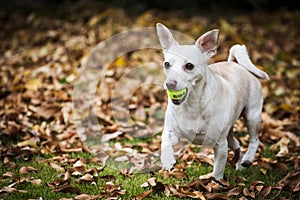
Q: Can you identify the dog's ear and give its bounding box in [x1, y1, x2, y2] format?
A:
[156, 23, 178, 50]
[196, 29, 219, 57]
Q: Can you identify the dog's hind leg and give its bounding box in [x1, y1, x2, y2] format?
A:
[241, 103, 262, 167]
[227, 127, 243, 169]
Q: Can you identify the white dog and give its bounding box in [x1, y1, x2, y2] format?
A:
[156, 23, 269, 180]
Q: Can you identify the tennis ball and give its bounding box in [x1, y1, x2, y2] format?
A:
[167, 88, 187, 100]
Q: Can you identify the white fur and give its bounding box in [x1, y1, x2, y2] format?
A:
[156, 23, 269, 180]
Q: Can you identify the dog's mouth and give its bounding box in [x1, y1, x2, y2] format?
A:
[166, 88, 188, 105]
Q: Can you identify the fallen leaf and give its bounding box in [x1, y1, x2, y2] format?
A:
[259, 168, 267, 175]
[99, 175, 116, 181]
[243, 187, 255, 199]
[278, 171, 300, 192]
[227, 187, 243, 197]
[52, 184, 81, 194]
[19, 166, 38, 174]
[20, 177, 42, 185]
[25, 78, 42, 91]
[17, 140, 38, 148]
[101, 131, 123, 142]
[0, 186, 27, 195]
[36, 104, 61, 119]
[77, 173, 94, 183]
[134, 189, 152, 200]
[249, 180, 264, 192]
[199, 172, 213, 180]
[270, 137, 290, 157]
[205, 193, 230, 200]
[147, 177, 157, 187]
[256, 185, 272, 199]
[75, 194, 103, 200]
[140, 182, 149, 188]
[135, 105, 146, 121]
[50, 163, 65, 172]
[152, 181, 165, 192]
[1, 172, 19, 182]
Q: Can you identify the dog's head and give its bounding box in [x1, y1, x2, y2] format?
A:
[156, 23, 219, 105]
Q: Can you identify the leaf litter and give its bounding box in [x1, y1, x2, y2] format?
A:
[0, 1, 299, 199]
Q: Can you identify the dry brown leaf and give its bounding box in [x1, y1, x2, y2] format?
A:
[1, 172, 19, 182]
[101, 131, 123, 142]
[259, 168, 267, 175]
[56, 131, 76, 141]
[147, 177, 157, 187]
[243, 187, 255, 199]
[256, 185, 272, 199]
[0, 186, 27, 195]
[102, 182, 126, 197]
[212, 178, 230, 187]
[178, 187, 205, 200]
[135, 105, 146, 121]
[50, 163, 65, 172]
[17, 140, 38, 149]
[36, 104, 61, 119]
[208, 181, 222, 191]
[152, 181, 165, 192]
[20, 177, 42, 185]
[205, 193, 230, 200]
[77, 173, 94, 184]
[227, 187, 243, 197]
[134, 189, 152, 200]
[60, 147, 83, 153]
[255, 185, 264, 193]
[29, 178, 42, 185]
[169, 170, 187, 179]
[270, 137, 290, 157]
[278, 171, 300, 192]
[169, 186, 186, 198]
[52, 184, 81, 194]
[19, 166, 38, 174]
[140, 181, 149, 188]
[99, 175, 117, 181]
[75, 194, 103, 200]
[199, 172, 213, 180]
[25, 78, 42, 91]
[62, 170, 71, 183]
[249, 180, 264, 192]
[186, 179, 211, 192]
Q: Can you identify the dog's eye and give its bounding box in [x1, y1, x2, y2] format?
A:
[185, 63, 194, 70]
[164, 62, 171, 69]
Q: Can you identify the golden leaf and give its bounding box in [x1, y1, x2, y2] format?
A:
[25, 78, 42, 91]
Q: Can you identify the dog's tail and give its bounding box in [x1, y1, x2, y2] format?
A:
[228, 44, 270, 80]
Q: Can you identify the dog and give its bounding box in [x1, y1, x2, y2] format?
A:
[156, 23, 269, 180]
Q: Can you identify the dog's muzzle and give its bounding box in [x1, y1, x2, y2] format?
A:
[166, 88, 188, 105]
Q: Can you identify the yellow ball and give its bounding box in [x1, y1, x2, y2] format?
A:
[167, 88, 187, 100]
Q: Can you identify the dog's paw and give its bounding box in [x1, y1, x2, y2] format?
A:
[236, 162, 245, 170]
[162, 159, 176, 171]
[161, 153, 176, 171]
[241, 160, 252, 167]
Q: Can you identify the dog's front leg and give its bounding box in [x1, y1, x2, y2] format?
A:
[212, 138, 228, 180]
[161, 128, 178, 171]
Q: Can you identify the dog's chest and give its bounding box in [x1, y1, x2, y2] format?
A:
[170, 107, 209, 144]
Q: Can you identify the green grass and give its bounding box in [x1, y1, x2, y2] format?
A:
[0, 146, 296, 200]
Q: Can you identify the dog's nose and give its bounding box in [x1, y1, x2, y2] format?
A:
[166, 80, 177, 90]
